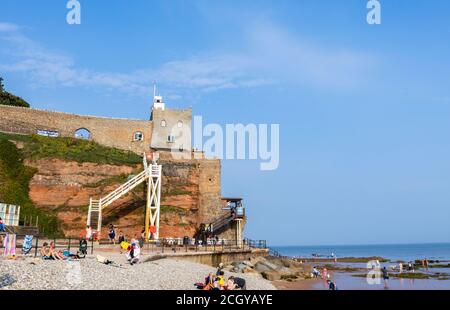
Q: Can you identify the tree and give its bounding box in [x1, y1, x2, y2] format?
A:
[0, 77, 30, 108]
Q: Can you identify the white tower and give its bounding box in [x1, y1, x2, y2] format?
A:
[152, 82, 165, 110]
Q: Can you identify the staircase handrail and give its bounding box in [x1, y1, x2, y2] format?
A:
[100, 168, 149, 208]
[207, 212, 234, 233]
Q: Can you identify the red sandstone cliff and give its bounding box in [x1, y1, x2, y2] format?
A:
[25, 157, 223, 238]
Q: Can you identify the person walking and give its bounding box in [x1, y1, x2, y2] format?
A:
[108, 224, 116, 244]
[382, 266, 389, 289]
[327, 280, 337, 290]
[85, 225, 92, 241]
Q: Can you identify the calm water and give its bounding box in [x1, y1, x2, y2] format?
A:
[273, 243, 450, 290]
[273, 243, 450, 262]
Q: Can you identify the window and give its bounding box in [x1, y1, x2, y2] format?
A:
[177, 120, 183, 128]
[168, 135, 175, 143]
[161, 120, 166, 127]
[133, 132, 144, 141]
[74, 128, 91, 140]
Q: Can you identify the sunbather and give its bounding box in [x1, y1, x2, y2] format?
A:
[49, 241, 66, 260]
[40, 242, 53, 259]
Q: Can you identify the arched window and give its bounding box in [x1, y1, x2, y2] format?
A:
[177, 120, 183, 128]
[133, 131, 144, 141]
[74, 128, 91, 140]
[161, 120, 167, 127]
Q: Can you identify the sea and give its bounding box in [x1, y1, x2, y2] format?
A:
[272, 243, 450, 262]
[272, 243, 450, 290]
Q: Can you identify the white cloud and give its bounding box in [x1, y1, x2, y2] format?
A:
[0, 21, 376, 99]
[0, 22, 19, 32]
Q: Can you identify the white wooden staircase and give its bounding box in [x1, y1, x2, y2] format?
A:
[87, 157, 162, 237]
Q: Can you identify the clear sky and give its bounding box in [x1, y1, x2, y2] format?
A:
[1, 1, 450, 246]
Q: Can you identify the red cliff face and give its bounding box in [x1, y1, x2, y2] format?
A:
[25, 157, 223, 239]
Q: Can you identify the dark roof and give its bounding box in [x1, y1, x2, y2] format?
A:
[221, 197, 243, 201]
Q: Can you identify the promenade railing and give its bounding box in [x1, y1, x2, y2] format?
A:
[0, 234, 95, 258]
[0, 235, 267, 258]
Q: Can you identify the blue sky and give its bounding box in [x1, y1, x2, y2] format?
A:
[1, 0, 450, 246]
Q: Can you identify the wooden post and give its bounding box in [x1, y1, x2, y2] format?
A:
[34, 237, 39, 258]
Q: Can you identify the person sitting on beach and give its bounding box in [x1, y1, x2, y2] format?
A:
[201, 273, 216, 290]
[49, 241, 66, 260]
[216, 271, 225, 286]
[211, 277, 224, 290]
[225, 278, 237, 290]
[216, 262, 224, 276]
[40, 242, 53, 259]
[126, 242, 140, 265]
[227, 276, 246, 290]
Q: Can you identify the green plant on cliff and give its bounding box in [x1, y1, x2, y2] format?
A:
[0, 77, 30, 108]
[160, 205, 188, 215]
[165, 188, 191, 196]
[0, 132, 142, 166]
[0, 139, 61, 237]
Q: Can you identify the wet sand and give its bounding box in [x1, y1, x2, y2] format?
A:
[272, 278, 324, 290]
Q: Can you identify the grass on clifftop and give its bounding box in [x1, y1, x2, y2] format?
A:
[0, 132, 142, 166]
[0, 139, 60, 237]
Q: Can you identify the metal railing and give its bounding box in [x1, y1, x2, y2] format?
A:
[139, 238, 269, 254]
[0, 235, 95, 258]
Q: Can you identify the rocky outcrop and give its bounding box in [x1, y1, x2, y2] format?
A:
[226, 256, 312, 281]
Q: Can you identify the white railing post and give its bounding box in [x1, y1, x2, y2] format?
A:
[98, 198, 102, 233]
[87, 198, 92, 227]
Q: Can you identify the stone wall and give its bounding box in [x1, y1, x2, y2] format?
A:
[164, 249, 269, 267]
[150, 107, 192, 152]
[0, 105, 153, 154]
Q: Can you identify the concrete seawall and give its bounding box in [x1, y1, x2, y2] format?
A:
[146, 249, 270, 266]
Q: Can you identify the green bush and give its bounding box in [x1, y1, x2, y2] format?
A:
[0, 139, 61, 237]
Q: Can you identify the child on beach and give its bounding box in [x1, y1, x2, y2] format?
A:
[126, 241, 140, 265]
[0, 217, 5, 232]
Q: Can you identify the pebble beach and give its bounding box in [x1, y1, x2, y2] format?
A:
[0, 254, 276, 290]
